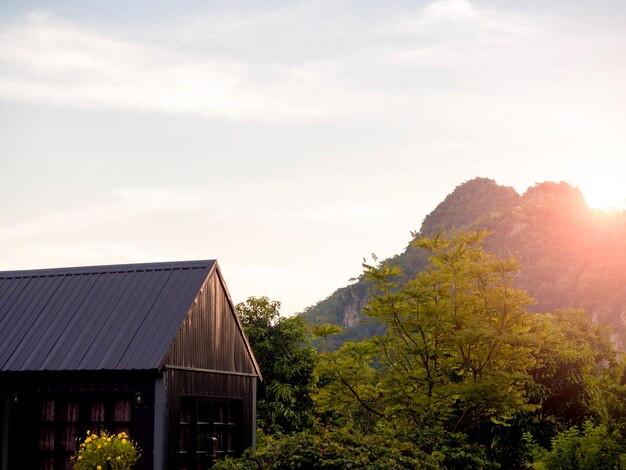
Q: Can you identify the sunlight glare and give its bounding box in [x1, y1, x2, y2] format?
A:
[580, 183, 626, 211]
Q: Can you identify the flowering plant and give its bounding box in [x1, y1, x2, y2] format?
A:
[71, 430, 141, 470]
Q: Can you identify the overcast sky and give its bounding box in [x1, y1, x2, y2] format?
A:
[1, 0, 625, 315]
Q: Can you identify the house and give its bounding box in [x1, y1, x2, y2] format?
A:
[0, 260, 261, 470]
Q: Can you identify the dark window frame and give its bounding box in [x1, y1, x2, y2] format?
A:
[178, 396, 243, 469]
[9, 394, 134, 470]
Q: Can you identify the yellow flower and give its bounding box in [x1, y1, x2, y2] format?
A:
[107, 437, 112, 442]
[122, 438, 127, 444]
[116, 456, 122, 461]
[87, 430, 91, 435]
[78, 456, 82, 461]
[97, 466, 102, 470]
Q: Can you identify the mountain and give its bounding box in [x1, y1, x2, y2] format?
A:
[301, 177, 626, 348]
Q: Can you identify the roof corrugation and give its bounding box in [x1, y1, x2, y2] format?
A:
[0, 260, 214, 371]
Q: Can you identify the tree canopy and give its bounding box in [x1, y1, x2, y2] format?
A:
[237, 296, 317, 434]
[224, 232, 626, 469]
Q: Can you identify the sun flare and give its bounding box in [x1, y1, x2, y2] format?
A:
[580, 184, 626, 211]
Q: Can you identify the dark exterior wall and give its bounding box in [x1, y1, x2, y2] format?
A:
[1, 396, 5, 470]
[0, 371, 156, 470]
[162, 270, 259, 468]
[164, 270, 256, 375]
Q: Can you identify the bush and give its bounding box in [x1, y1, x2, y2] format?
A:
[532, 421, 626, 470]
[215, 427, 440, 470]
[215, 423, 505, 470]
[71, 430, 141, 469]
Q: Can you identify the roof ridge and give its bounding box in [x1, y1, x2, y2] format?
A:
[0, 260, 215, 279]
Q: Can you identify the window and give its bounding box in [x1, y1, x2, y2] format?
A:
[10, 395, 133, 470]
[179, 398, 243, 469]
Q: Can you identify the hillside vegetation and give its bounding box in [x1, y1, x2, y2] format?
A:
[301, 177, 626, 348]
[224, 229, 626, 469]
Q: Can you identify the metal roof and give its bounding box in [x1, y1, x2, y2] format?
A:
[0, 260, 215, 372]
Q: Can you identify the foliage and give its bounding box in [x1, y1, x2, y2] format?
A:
[528, 309, 619, 431]
[314, 231, 538, 435]
[459, 307, 624, 469]
[215, 423, 504, 470]
[214, 426, 442, 470]
[309, 231, 626, 468]
[71, 430, 140, 470]
[238, 219, 626, 470]
[530, 421, 626, 470]
[237, 296, 318, 434]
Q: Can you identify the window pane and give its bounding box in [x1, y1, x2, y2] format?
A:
[178, 453, 191, 470]
[113, 399, 131, 422]
[228, 406, 236, 424]
[197, 453, 211, 470]
[40, 400, 55, 422]
[60, 424, 77, 451]
[179, 425, 191, 451]
[197, 400, 210, 423]
[91, 401, 105, 422]
[214, 403, 226, 424]
[180, 400, 192, 423]
[227, 430, 235, 453]
[197, 424, 211, 451]
[39, 427, 55, 451]
[39, 457, 54, 470]
[214, 429, 224, 453]
[60, 401, 79, 422]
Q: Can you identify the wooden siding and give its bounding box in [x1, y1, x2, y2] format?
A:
[163, 268, 257, 375]
[162, 268, 259, 467]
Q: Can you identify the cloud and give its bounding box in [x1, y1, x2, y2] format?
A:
[0, 186, 230, 240]
[0, 4, 556, 128]
[0, 10, 329, 121]
[422, 0, 477, 24]
[395, 0, 536, 35]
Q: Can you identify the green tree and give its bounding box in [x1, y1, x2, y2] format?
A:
[237, 297, 317, 434]
[314, 231, 538, 434]
[472, 308, 622, 469]
[529, 309, 619, 429]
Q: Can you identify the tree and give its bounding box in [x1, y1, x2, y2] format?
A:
[529, 308, 619, 429]
[237, 297, 317, 434]
[314, 231, 538, 435]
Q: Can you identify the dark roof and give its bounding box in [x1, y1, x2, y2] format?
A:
[0, 260, 215, 372]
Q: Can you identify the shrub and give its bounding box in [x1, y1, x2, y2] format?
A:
[531, 421, 626, 470]
[215, 426, 441, 469]
[71, 430, 141, 470]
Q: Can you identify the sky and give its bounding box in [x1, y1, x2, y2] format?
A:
[1, 0, 625, 315]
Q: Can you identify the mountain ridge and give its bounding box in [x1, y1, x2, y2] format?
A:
[300, 177, 626, 348]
